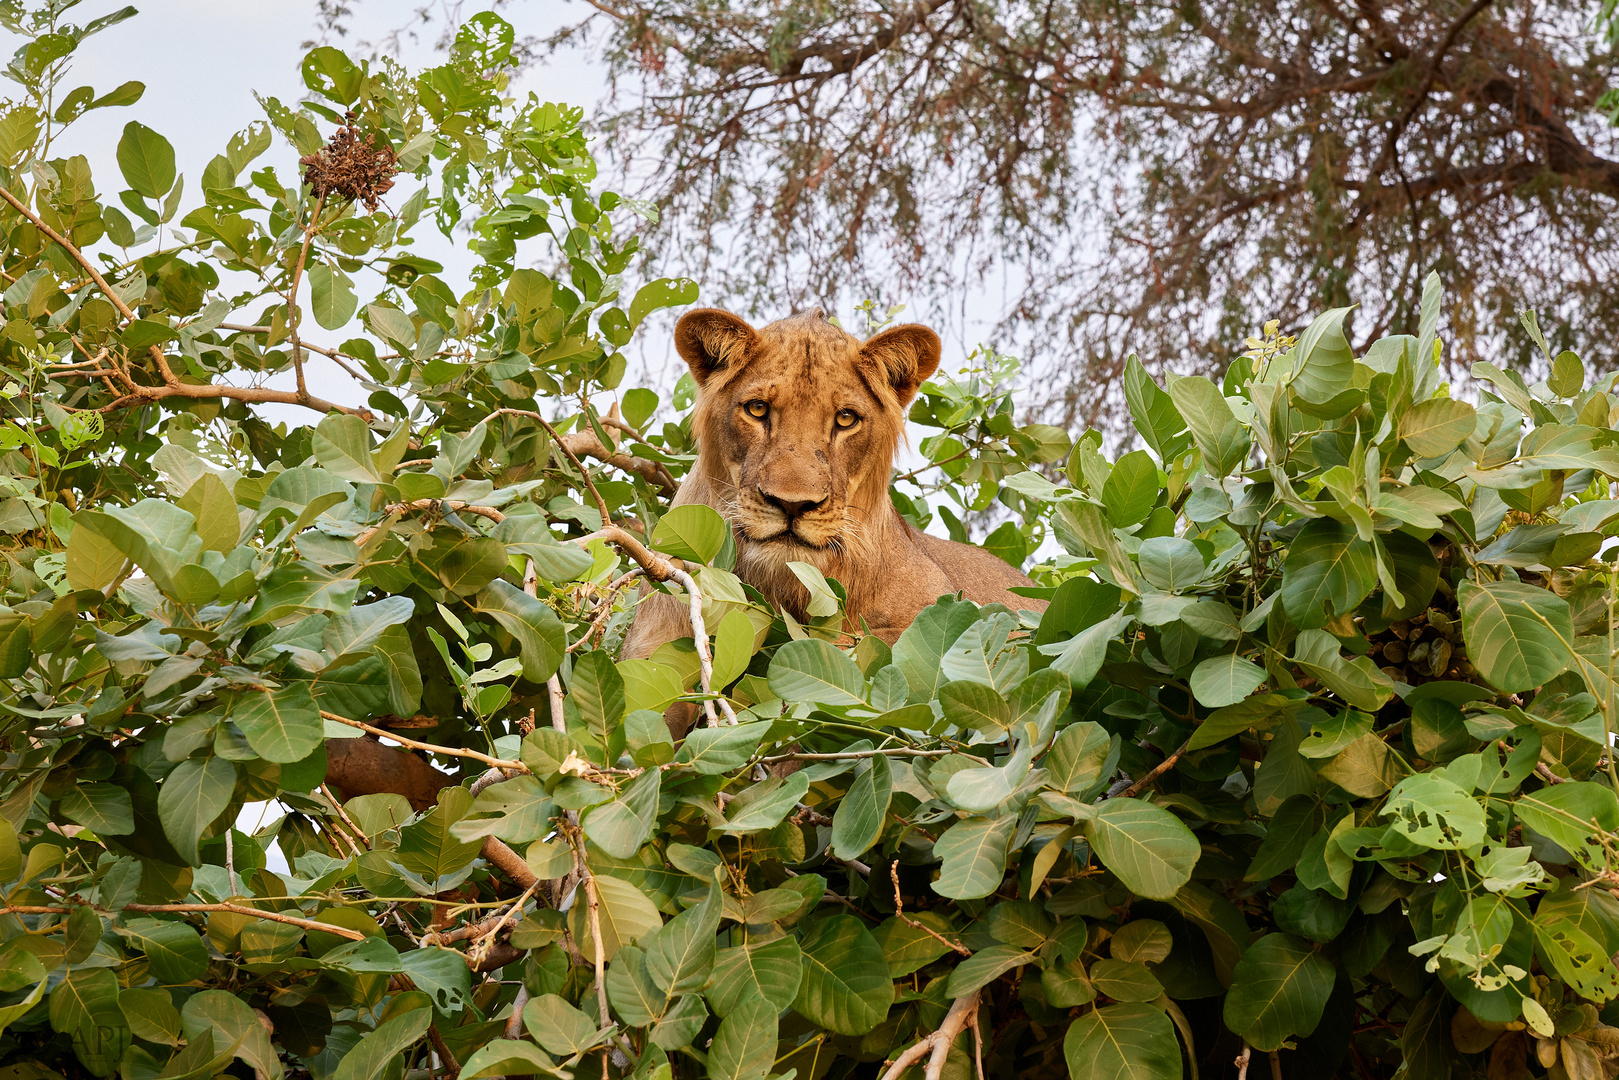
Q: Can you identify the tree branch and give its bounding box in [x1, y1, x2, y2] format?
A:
[876, 991, 981, 1080]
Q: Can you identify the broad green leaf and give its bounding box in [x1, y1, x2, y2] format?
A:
[583, 768, 661, 858]
[707, 935, 803, 1016]
[323, 597, 415, 662]
[718, 772, 809, 833]
[458, 1041, 555, 1080]
[933, 815, 1015, 900]
[120, 917, 208, 983]
[1458, 580, 1573, 693]
[629, 277, 699, 328]
[652, 504, 728, 563]
[1089, 958, 1164, 1002]
[118, 120, 175, 197]
[58, 783, 134, 834]
[794, 913, 892, 1036]
[1398, 398, 1476, 458]
[1222, 933, 1335, 1052]
[397, 789, 482, 888]
[472, 579, 566, 683]
[570, 874, 663, 962]
[0, 954, 46, 1036]
[1123, 355, 1188, 461]
[524, 994, 600, 1056]
[892, 599, 980, 698]
[1317, 733, 1407, 798]
[946, 944, 1033, 997]
[328, 1006, 429, 1080]
[1290, 307, 1355, 403]
[831, 757, 891, 860]
[157, 757, 237, 866]
[1188, 694, 1302, 752]
[312, 414, 380, 482]
[1515, 783, 1619, 871]
[65, 519, 130, 590]
[1102, 450, 1159, 527]
[1383, 774, 1486, 849]
[1062, 1003, 1180, 1080]
[1188, 653, 1267, 708]
[938, 680, 1011, 735]
[768, 638, 866, 706]
[1045, 721, 1114, 793]
[571, 649, 627, 736]
[50, 968, 130, 1075]
[1083, 798, 1199, 900]
[307, 263, 358, 331]
[1281, 518, 1375, 628]
[430, 537, 507, 596]
[646, 881, 721, 994]
[1136, 536, 1204, 592]
[1532, 916, 1619, 1001]
[448, 776, 554, 844]
[234, 683, 323, 763]
[1167, 374, 1249, 476]
[677, 720, 769, 774]
[710, 609, 757, 689]
[708, 996, 776, 1080]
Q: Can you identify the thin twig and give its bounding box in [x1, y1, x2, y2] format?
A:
[2, 901, 365, 939]
[1236, 1043, 1251, 1080]
[891, 862, 970, 956]
[286, 195, 326, 399]
[1113, 737, 1191, 799]
[319, 709, 525, 772]
[762, 746, 954, 764]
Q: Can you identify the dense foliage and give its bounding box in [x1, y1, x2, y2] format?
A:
[5, 8, 1619, 1080]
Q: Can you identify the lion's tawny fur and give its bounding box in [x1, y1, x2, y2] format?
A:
[622, 307, 1045, 661]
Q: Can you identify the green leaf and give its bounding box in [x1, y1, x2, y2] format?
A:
[1458, 580, 1574, 693]
[1046, 721, 1115, 793]
[571, 650, 627, 737]
[652, 504, 728, 563]
[831, 757, 892, 860]
[1398, 398, 1476, 458]
[323, 597, 415, 663]
[707, 935, 802, 1016]
[58, 783, 134, 834]
[1123, 355, 1188, 462]
[449, 776, 554, 844]
[120, 917, 208, 983]
[946, 944, 1033, 997]
[525, 994, 601, 1056]
[583, 768, 661, 859]
[719, 772, 809, 833]
[328, 1006, 430, 1080]
[892, 599, 980, 698]
[1222, 933, 1335, 1052]
[768, 638, 866, 707]
[1136, 537, 1204, 592]
[571, 874, 663, 962]
[1281, 518, 1376, 629]
[1102, 450, 1159, 527]
[677, 720, 769, 774]
[938, 680, 1011, 735]
[1062, 1003, 1181, 1080]
[1188, 653, 1267, 708]
[176, 472, 240, 553]
[1089, 958, 1164, 1002]
[1290, 307, 1355, 404]
[1532, 915, 1619, 1001]
[708, 996, 777, 1080]
[397, 789, 482, 887]
[0, 954, 47, 1037]
[1383, 774, 1486, 849]
[794, 913, 892, 1036]
[472, 579, 566, 683]
[933, 815, 1015, 900]
[308, 263, 357, 330]
[629, 277, 698, 328]
[234, 683, 323, 763]
[157, 757, 237, 866]
[458, 1041, 555, 1080]
[1549, 350, 1585, 398]
[50, 968, 130, 1075]
[312, 414, 381, 483]
[65, 518, 130, 590]
[710, 609, 756, 689]
[1317, 733, 1407, 798]
[118, 120, 175, 197]
[1167, 374, 1249, 477]
[1083, 798, 1199, 900]
[1515, 783, 1619, 871]
[646, 880, 721, 994]
[1189, 694, 1302, 752]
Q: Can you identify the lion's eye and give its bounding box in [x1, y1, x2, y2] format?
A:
[835, 409, 859, 429]
[745, 400, 768, 420]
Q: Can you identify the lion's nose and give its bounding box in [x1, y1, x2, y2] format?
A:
[758, 486, 826, 520]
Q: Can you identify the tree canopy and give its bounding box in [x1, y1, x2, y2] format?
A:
[556, 0, 1619, 432]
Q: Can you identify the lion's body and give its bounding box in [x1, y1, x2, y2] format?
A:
[623, 308, 1045, 660]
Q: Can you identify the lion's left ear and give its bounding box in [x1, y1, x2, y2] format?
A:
[863, 324, 942, 404]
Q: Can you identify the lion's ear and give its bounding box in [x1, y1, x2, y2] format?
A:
[863, 324, 942, 404]
[674, 309, 759, 386]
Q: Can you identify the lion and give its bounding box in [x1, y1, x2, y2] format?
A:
[622, 307, 1046, 663]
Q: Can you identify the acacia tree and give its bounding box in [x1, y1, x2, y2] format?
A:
[10, 7, 1619, 1080]
[538, 0, 1619, 433]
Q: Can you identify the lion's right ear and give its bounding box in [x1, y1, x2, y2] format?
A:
[674, 309, 759, 386]
[863, 324, 942, 405]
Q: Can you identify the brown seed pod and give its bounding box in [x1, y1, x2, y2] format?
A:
[300, 117, 399, 212]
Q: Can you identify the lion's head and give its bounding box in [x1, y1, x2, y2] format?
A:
[672, 307, 942, 604]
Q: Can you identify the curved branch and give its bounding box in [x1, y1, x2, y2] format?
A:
[876, 992, 981, 1080]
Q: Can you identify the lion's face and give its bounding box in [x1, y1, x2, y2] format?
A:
[674, 307, 942, 570]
